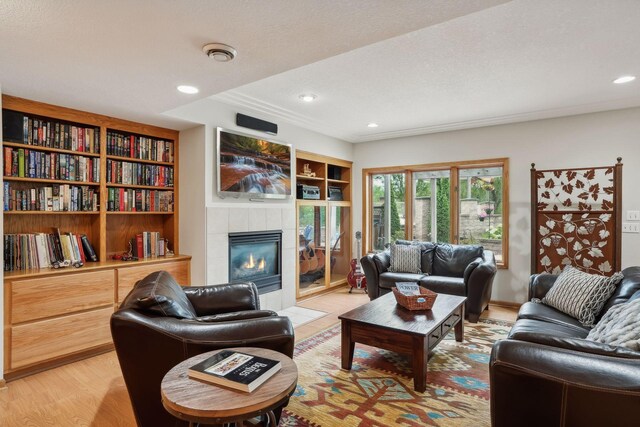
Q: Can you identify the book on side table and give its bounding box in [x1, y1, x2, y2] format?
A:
[188, 350, 282, 392]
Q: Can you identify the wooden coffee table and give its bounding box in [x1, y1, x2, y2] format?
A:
[339, 292, 465, 393]
[161, 347, 297, 426]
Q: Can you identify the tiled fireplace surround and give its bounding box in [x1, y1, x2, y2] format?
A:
[206, 205, 297, 311]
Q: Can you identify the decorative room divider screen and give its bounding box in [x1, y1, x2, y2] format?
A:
[530, 158, 622, 276]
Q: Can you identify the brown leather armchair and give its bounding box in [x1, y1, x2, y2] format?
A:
[110, 271, 295, 427]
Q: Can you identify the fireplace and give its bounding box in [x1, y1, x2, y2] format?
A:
[228, 230, 282, 294]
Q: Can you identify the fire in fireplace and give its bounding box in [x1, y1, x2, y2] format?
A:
[228, 230, 282, 294]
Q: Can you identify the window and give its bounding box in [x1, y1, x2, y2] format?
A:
[364, 158, 509, 268]
[412, 170, 451, 243]
[371, 173, 406, 250]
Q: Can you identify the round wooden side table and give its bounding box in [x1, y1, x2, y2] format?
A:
[161, 347, 298, 427]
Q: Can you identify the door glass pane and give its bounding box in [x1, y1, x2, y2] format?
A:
[298, 205, 326, 293]
[328, 205, 351, 285]
[412, 170, 451, 243]
[458, 167, 504, 262]
[371, 173, 406, 250]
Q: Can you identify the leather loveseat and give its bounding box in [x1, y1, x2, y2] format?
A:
[490, 267, 640, 427]
[111, 271, 295, 427]
[360, 241, 497, 322]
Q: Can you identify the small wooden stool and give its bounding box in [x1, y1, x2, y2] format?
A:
[161, 347, 297, 427]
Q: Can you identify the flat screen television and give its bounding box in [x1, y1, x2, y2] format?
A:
[216, 127, 292, 199]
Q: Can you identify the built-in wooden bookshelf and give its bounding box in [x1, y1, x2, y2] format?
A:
[295, 151, 353, 299]
[1, 95, 190, 379]
[296, 150, 351, 202]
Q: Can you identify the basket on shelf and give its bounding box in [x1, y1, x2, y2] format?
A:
[392, 286, 438, 311]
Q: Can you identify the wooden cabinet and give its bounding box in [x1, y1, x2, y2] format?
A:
[3, 256, 191, 379]
[295, 151, 352, 298]
[1, 95, 192, 380]
[116, 258, 190, 304]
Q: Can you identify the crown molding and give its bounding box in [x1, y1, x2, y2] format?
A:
[214, 91, 640, 144]
[213, 91, 350, 140]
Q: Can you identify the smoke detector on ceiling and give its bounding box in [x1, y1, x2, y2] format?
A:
[202, 43, 237, 62]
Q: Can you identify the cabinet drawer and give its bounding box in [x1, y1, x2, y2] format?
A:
[11, 306, 113, 369]
[11, 270, 115, 324]
[428, 325, 443, 349]
[117, 260, 190, 303]
[441, 312, 461, 336]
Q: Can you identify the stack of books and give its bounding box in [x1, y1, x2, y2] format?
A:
[188, 350, 281, 393]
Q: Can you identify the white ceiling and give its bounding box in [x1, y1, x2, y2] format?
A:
[1, 0, 639, 142]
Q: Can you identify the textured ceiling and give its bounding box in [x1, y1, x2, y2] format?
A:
[0, 0, 506, 130]
[216, 0, 640, 142]
[1, 1, 638, 141]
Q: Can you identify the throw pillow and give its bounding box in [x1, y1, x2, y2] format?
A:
[388, 244, 422, 274]
[543, 266, 623, 327]
[586, 298, 640, 351]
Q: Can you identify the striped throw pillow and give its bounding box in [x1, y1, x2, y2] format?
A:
[542, 266, 623, 327]
[388, 244, 422, 274]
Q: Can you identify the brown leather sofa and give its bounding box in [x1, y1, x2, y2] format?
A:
[360, 241, 497, 322]
[110, 271, 295, 427]
[490, 267, 640, 427]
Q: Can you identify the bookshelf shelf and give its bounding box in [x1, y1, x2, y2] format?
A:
[106, 183, 174, 190]
[2, 95, 189, 380]
[106, 211, 173, 215]
[3, 176, 101, 186]
[106, 154, 173, 166]
[327, 178, 349, 184]
[3, 211, 99, 215]
[3, 141, 101, 157]
[295, 174, 325, 182]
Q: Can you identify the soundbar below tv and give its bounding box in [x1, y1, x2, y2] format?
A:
[216, 127, 292, 199]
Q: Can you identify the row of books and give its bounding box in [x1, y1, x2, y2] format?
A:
[106, 131, 174, 163]
[106, 159, 174, 187]
[107, 187, 173, 212]
[4, 110, 100, 153]
[3, 182, 98, 212]
[3, 230, 97, 272]
[130, 231, 167, 258]
[4, 147, 100, 182]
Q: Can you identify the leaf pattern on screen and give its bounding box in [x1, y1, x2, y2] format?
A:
[536, 167, 614, 211]
[536, 213, 615, 276]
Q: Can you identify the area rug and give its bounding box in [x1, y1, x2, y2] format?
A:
[279, 319, 511, 427]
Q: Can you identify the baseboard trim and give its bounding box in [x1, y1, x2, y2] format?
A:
[0, 379, 7, 390]
[489, 299, 521, 309]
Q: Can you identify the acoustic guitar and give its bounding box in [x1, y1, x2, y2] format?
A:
[299, 242, 319, 274]
[347, 231, 367, 292]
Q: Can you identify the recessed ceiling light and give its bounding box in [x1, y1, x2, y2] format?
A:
[367, 122, 379, 128]
[177, 85, 199, 94]
[613, 75, 636, 84]
[299, 94, 317, 102]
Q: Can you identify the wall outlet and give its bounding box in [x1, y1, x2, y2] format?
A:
[627, 210, 640, 221]
[622, 223, 640, 233]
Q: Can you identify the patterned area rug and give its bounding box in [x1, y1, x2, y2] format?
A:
[280, 319, 511, 427]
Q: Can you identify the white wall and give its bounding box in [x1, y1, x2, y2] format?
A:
[171, 98, 353, 310]
[178, 125, 207, 286]
[353, 107, 640, 304]
[0, 85, 4, 382]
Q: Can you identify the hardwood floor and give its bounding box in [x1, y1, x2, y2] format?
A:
[0, 287, 517, 426]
